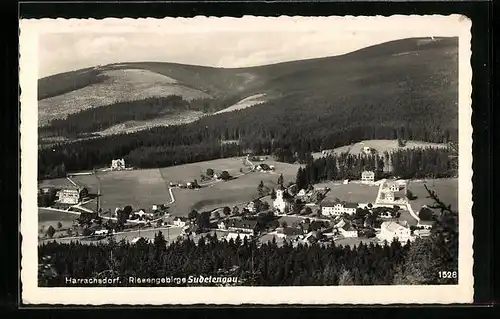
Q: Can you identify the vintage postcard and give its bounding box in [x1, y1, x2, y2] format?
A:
[20, 15, 473, 305]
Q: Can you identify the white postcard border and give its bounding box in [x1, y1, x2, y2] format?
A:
[20, 15, 473, 305]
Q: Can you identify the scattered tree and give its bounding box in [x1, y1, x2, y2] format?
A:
[220, 171, 231, 181]
[46, 225, 56, 238]
[257, 181, 265, 196]
[277, 173, 284, 186]
[206, 168, 214, 177]
[418, 207, 435, 221]
[188, 210, 199, 220]
[232, 206, 239, 216]
[270, 188, 277, 200]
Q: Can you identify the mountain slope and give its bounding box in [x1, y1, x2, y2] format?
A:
[38, 36, 458, 139]
[38, 37, 459, 176]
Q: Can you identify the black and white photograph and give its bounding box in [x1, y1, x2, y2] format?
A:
[20, 15, 473, 304]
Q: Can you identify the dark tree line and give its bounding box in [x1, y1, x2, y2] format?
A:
[38, 90, 457, 179]
[40, 95, 248, 137]
[39, 233, 409, 287]
[38, 188, 458, 287]
[38, 68, 109, 100]
[295, 147, 456, 189]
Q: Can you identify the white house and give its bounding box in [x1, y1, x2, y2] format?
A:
[417, 220, 436, 230]
[246, 201, 257, 213]
[333, 218, 347, 229]
[273, 186, 293, 213]
[379, 210, 393, 218]
[339, 224, 358, 238]
[130, 237, 151, 244]
[217, 220, 227, 230]
[414, 229, 431, 238]
[94, 229, 109, 236]
[297, 189, 307, 197]
[361, 170, 375, 183]
[387, 181, 401, 192]
[134, 209, 154, 219]
[321, 201, 358, 216]
[111, 158, 125, 170]
[378, 221, 412, 243]
[152, 204, 166, 211]
[56, 187, 86, 205]
[173, 217, 189, 228]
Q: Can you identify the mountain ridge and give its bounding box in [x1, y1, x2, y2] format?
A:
[38, 36, 458, 143]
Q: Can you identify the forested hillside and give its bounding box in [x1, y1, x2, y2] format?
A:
[38, 37, 458, 178]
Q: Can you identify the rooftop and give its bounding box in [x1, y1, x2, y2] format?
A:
[228, 219, 258, 229]
[381, 221, 407, 232]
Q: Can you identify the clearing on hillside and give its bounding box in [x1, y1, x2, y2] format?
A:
[38, 68, 211, 126]
[214, 93, 267, 114]
[312, 139, 449, 158]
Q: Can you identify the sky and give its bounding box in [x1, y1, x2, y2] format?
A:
[35, 16, 465, 78]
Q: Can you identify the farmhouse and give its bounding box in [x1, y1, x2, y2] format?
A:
[173, 217, 189, 228]
[276, 227, 304, 241]
[94, 229, 109, 236]
[55, 187, 88, 205]
[152, 204, 166, 211]
[361, 170, 375, 183]
[130, 237, 152, 244]
[321, 200, 358, 216]
[333, 218, 348, 229]
[297, 189, 307, 197]
[111, 158, 125, 170]
[227, 219, 258, 233]
[217, 220, 228, 230]
[379, 210, 393, 218]
[339, 224, 358, 238]
[273, 186, 293, 213]
[414, 229, 431, 238]
[246, 201, 257, 213]
[39, 186, 55, 194]
[417, 220, 436, 230]
[378, 221, 412, 243]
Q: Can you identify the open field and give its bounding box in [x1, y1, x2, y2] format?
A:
[39, 156, 301, 216]
[158, 156, 299, 184]
[40, 169, 172, 212]
[312, 139, 449, 158]
[168, 164, 299, 215]
[94, 169, 171, 211]
[316, 182, 380, 204]
[406, 178, 458, 213]
[38, 208, 78, 239]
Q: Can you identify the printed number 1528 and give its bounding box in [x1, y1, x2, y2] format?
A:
[438, 271, 458, 279]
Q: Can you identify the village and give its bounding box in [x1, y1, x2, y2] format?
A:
[37, 147, 440, 248]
